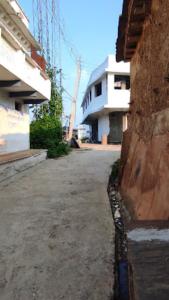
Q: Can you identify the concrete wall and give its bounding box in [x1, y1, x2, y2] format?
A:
[0, 150, 47, 183]
[0, 91, 29, 153]
[97, 113, 127, 143]
[10, 0, 29, 28]
[82, 55, 130, 123]
[82, 75, 107, 121]
[120, 0, 169, 220]
[82, 73, 130, 123]
[87, 55, 130, 87]
[98, 115, 110, 142]
[0, 33, 51, 100]
[107, 73, 130, 109]
[78, 125, 91, 140]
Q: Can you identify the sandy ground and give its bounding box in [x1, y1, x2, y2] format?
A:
[0, 149, 120, 300]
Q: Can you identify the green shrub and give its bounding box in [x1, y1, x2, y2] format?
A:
[30, 116, 62, 149]
[47, 143, 71, 158]
[30, 116, 71, 158]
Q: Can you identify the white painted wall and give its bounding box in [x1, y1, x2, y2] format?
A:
[98, 115, 110, 142]
[82, 55, 130, 123]
[83, 75, 107, 121]
[106, 55, 130, 74]
[0, 91, 29, 153]
[78, 125, 91, 140]
[122, 114, 128, 132]
[87, 55, 130, 88]
[107, 73, 130, 109]
[0, 34, 51, 100]
[10, 0, 29, 28]
[0, 0, 51, 154]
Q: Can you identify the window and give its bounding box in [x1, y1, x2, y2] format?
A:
[95, 82, 102, 97]
[15, 102, 22, 111]
[87, 95, 89, 106]
[89, 90, 92, 102]
[85, 100, 87, 109]
[114, 75, 130, 90]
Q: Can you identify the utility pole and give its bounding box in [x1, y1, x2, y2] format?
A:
[45, 0, 50, 65]
[68, 58, 81, 140]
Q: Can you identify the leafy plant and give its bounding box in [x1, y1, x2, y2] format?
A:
[30, 116, 62, 149]
[32, 67, 63, 120]
[30, 66, 70, 158]
[47, 143, 71, 158]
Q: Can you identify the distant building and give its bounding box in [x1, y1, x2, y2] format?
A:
[78, 125, 91, 140]
[0, 0, 51, 154]
[81, 55, 130, 144]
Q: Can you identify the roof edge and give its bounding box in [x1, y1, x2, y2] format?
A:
[116, 0, 152, 62]
[1, 0, 41, 51]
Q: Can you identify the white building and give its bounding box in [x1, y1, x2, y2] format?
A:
[0, 0, 51, 154]
[78, 124, 91, 140]
[81, 55, 130, 144]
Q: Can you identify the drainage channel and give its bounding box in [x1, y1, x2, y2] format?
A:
[107, 176, 131, 300]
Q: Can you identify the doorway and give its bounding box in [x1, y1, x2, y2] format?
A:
[108, 112, 123, 143]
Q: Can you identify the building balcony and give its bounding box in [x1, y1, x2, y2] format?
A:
[82, 89, 130, 124]
[108, 89, 130, 109]
[31, 48, 46, 73]
[0, 25, 51, 104]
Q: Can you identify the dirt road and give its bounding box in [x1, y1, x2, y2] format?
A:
[0, 149, 120, 300]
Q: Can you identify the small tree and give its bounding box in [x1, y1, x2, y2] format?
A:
[30, 67, 70, 157]
[32, 67, 63, 120]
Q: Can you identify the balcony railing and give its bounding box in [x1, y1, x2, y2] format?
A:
[31, 48, 46, 73]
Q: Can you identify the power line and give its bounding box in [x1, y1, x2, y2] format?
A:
[33, 0, 83, 121]
[45, 0, 50, 64]
[62, 87, 73, 99]
[56, 0, 62, 69]
[33, 0, 82, 66]
[41, 0, 80, 64]
[32, 0, 35, 37]
[51, 0, 55, 66]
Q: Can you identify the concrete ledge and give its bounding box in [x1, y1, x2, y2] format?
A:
[127, 222, 169, 300]
[0, 150, 47, 183]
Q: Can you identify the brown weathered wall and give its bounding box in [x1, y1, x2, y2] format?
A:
[120, 0, 169, 220]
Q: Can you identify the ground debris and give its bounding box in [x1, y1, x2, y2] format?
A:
[107, 164, 129, 300]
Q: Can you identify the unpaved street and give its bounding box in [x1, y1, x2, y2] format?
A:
[0, 149, 120, 300]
